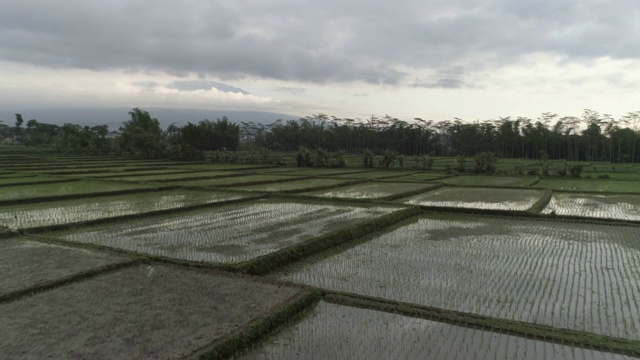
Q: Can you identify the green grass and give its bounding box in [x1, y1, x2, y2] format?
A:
[0, 180, 153, 201]
[322, 170, 420, 179]
[535, 178, 640, 193]
[442, 175, 538, 187]
[383, 173, 451, 182]
[163, 174, 299, 188]
[231, 178, 353, 192]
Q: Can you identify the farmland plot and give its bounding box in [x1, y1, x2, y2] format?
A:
[322, 170, 419, 179]
[307, 182, 438, 199]
[384, 173, 450, 182]
[0, 180, 152, 202]
[231, 178, 352, 192]
[276, 215, 640, 340]
[401, 187, 544, 211]
[111, 170, 246, 182]
[57, 200, 403, 264]
[535, 179, 640, 193]
[241, 302, 633, 360]
[0, 265, 302, 359]
[0, 190, 250, 229]
[163, 174, 298, 187]
[542, 193, 640, 221]
[442, 175, 538, 187]
[0, 238, 131, 298]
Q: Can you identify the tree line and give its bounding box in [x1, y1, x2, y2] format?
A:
[241, 110, 640, 162]
[2, 108, 640, 163]
[0, 108, 239, 160]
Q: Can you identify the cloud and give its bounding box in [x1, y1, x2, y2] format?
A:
[0, 0, 639, 90]
[271, 86, 307, 95]
[167, 80, 250, 95]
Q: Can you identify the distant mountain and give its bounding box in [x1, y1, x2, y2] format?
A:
[0, 108, 300, 130]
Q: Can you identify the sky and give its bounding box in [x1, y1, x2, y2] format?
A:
[1, 0, 639, 124]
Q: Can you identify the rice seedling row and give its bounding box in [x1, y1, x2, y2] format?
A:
[320, 170, 420, 179]
[0, 264, 303, 359]
[382, 173, 453, 182]
[442, 175, 539, 187]
[0, 176, 71, 187]
[55, 200, 403, 264]
[542, 193, 640, 221]
[0, 179, 152, 202]
[274, 214, 640, 340]
[401, 187, 545, 211]
[240, 301, 634, 360]
[0, 190, 251, 229]
[163, 174, 303, 188]
[66, 168, 193, 179]
[117, 170, 249, 182]
[231, 178, 358, 193]
[535, 179, 640, 193]
[307, 181, 439, 200]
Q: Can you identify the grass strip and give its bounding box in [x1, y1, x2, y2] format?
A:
[189, 289, 321, 360]
[0, 258, 144, 304]
[324, 292, 640, 357]
[380, 183, 444, 201]
[0, 178, 76, 188]
[235, 206, 423, 275]
[0, 185, 174, 206]
[275, 179, 369, 194]
[527, 189, 553, 214]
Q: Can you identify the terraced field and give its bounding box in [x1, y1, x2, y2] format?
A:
[2, 147, 640, 358]
[401, 186, 545, 211]
[274, 214, 640, 340]
[55, 200, 403, 264]
[0, 190, 252, 229]
[542, 193, 640, 221]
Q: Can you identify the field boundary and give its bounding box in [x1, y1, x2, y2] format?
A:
[0, 258, 144, 304]
[235, 206, 423, 275]
[188, 289, 321, 360]
[324, 292, 640, 357]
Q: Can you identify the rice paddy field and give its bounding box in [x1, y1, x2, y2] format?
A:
[55, 200, 403, 264]
[535, 178, 640, 193]
[230, 177, 353, 192]
[2, 145, 640, 358]
[274, 214, 640, 340]
[241, 301, 635, 360]
[542, 193, 640, 221]
[0, 179, 153, 202]
[307, 181, 439, 200]
[0, 190, 252, 229]
[442, 175, 539, 187]
[401, 186, 545, 211]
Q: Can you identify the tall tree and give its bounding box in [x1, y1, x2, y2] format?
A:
[119, 108, 166, 159]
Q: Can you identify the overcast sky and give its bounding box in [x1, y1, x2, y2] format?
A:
[1, 0, 639, 123]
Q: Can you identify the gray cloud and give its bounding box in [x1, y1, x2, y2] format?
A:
[1, 0, 639, 88]
[271, 87, 307, 95]
[167, 80, 250, 94]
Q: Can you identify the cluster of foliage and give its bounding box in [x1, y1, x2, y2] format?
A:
[166, 116, 240, 160]
[240, 110, 640, 162]
[2, 109, 241, 160]
[296, 147, 346, 168]
[208, 148, 285, 165]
